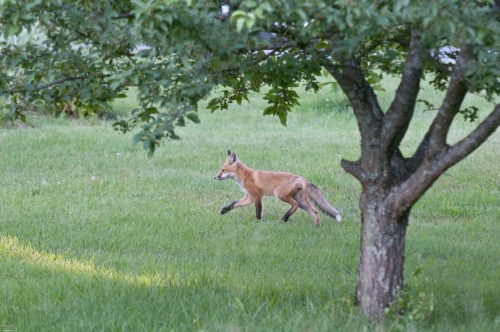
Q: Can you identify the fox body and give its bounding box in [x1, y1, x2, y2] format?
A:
[214, 150, 342, 226]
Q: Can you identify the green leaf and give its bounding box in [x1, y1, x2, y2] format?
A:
[277, 111, 287, 126]
[130, 74, 139, 85]
[11, 11, 19, 25]
[315, 40, 329, 50]
[40, 13, 50, 25]
[418, 99, 436, 111]
[146, 107, 159, 114]
[164, 13, 173, 25]
[318, 81, 335, 88]
[245, 13, 256, 29]
[262, 106, 274, 116]
[207, 97, 223, 112]
[346, 12, 353, 27]
[288, 89, 299, 98]
[459, 106, 479, 122]
[367, 72, 382, 84]
[371, 84, 386, 92]
[186, 112, 200, 123]
[236, 17, 245, 32]
[231, 10, 248, 20]
[258, 2, 273, 13]
[242, 0, 257, 8]
[295, 8, 307, 21]
[6, 24, 21, 37]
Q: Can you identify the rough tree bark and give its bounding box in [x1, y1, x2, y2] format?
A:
[324, 31, 500, 321]
[354, 191, 409, 320]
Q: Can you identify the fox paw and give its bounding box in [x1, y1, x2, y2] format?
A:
[219, 206, 230, 214]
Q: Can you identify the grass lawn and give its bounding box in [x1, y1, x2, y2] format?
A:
[1, 77, 499, 331]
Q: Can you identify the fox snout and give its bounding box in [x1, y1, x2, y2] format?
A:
[214, 171, 231, 180]
[214, 172, 225, 180]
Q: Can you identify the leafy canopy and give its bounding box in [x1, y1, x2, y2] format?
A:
[2, 0, 500, 154]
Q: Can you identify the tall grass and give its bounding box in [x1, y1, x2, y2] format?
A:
[0, 76, 499, 331]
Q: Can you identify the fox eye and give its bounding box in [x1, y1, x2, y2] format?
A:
[222, 169, 226, 172]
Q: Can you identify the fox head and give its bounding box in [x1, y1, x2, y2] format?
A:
[214, 150, 239, 180]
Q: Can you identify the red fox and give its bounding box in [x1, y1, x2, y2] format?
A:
[214, 150, 342, 226]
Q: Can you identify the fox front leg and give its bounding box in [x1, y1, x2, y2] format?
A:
[220, 194, 254, 215]
[219, 201, 236, 214]
[255, 198, 263, 220]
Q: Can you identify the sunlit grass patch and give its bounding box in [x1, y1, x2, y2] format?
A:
[0, 235, 173, 287]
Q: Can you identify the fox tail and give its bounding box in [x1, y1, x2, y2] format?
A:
[305, 183, 342, 222]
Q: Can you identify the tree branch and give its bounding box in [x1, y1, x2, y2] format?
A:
[439, 103, 500, 170]
[323, 56, 387, 183]
[427, 44, 474, 154]
[341, 159, 363, 182]
[247, 42, 295, 52]
[111, 13, 135, 20]
[323, 58, 383, 134]
[35, 75, 89, 91]
[407, 44, 474, 173]
[380, 29, 424, 155]
[34, 74, 110, 92]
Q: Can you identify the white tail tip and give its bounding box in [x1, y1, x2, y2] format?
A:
[336, 214, 342, 222]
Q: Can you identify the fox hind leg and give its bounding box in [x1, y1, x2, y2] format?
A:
[282, 204, 299, 222]
[275, 190, 300, 222]
[296, 191, 321, 226]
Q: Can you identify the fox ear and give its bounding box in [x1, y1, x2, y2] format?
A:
[227, 149, 232, 157]
[228, 152, 238, 165]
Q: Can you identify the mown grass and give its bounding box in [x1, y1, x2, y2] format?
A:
[1, 77, 499, 331]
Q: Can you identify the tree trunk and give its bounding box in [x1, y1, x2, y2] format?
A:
[355, 189, 409, 321]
